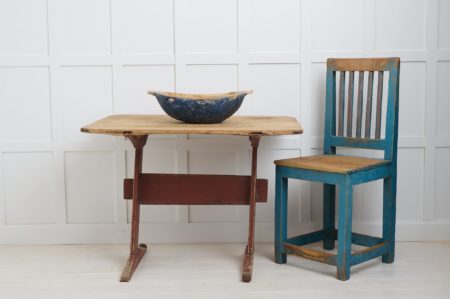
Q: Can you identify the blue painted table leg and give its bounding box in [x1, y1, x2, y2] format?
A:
[337, 182, 353, 281]
[382, 176, 396, 263]
[275, 167, 288, 264]
[323, 183, 336, 250]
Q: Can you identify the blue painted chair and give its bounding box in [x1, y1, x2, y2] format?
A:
[274, 57, 400, 280]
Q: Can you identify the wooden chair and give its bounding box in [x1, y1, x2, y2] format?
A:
[274, 57, 400, 280]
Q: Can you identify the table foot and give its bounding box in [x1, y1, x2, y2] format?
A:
[120, 243, 147, 282]
[242, 245, 254, 283]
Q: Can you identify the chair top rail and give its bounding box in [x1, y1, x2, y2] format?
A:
[328, 57, 399, 72]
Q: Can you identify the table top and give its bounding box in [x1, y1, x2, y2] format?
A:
[81, 114, 303, 136]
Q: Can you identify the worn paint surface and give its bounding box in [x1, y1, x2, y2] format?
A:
[120, 134, 147, 282]
[274, 57, 400, 281]
[123, 174, 268, 205]
[284, 243, 337, 265]
[149, 90, 252, 124]
[242, 134, 261, 283]
[121, 133, 264, 283]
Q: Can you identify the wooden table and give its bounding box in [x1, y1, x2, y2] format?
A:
[81, 114, 302, 282]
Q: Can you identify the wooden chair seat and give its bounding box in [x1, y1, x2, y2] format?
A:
[274, 155, 390, 174]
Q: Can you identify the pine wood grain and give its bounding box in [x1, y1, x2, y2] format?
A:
[328, 57, 400, 71]
[81, 114, 303, 136]
[274, 155, 390, 174]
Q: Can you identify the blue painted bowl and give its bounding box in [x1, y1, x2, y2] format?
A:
[148, 90, 252, 124]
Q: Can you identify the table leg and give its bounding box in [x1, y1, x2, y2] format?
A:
[242, 134, 261, 282]
[120, 134, 148, 282]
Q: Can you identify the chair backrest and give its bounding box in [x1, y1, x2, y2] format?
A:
[323, 57, 400, 162]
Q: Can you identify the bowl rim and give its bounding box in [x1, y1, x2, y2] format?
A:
[147, 90, 253, 101]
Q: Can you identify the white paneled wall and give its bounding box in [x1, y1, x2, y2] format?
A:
[0, 0, 449, 244]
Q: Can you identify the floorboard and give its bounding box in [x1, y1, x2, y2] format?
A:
[0, 242, 449, 298]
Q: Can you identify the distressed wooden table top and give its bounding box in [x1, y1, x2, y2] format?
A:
[81, 114, 302, 136]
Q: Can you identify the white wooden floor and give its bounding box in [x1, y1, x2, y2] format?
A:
[1, 242, 449, 299]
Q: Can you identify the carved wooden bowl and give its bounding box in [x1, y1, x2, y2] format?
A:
[148, 90, 252, 124]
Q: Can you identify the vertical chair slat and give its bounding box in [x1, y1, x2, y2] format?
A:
[365, 71, 374, 138]
[338, 71, 346, 136]
[355, 71, 364, 138]
[375, 71, 384, 139]
[346, 71, 355, 137]
[324, 69, 337, 153]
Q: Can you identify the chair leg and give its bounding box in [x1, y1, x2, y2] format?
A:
[336, 183, 353, 281]
[275, 169, 288, 264]
[382, 176, 396, 264]
[323, 183, 336, 250]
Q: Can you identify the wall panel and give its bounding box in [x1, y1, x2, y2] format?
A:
[398, 63, 426, 137]
[0, 0, 48, 56]
[118, 0, 174, 55]
[438, 0, 450, 50]
[375, 0, 426, 50]
[3, 152, 55, 224]
[56, 0, 111, 55]
[176, 0, 237, 53]
[435, 148, 450, 219]
[310, 0, 363, 52]
[437, 62, 450, 137]
[248, 0, 301, 53]
[64, 152, 116, 224]
[0, 67, 52, 141]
